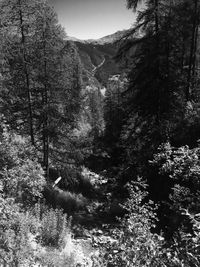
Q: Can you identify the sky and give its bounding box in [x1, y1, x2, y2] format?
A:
[48, 0, 136, 40]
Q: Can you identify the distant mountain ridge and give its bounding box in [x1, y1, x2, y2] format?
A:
[66, 29, 129, 45]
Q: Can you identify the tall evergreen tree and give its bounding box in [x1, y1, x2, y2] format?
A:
[115, 0, 200, 179]
[0, 0, 82, 177]
[0, 0, 38, 144]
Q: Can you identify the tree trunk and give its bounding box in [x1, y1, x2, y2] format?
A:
[18, 0, 35, 145]
[42, 26, 49, 179]
[186, 0, 198, 101]
[154, 0, 161, 123]
[192, 24, 199, 76]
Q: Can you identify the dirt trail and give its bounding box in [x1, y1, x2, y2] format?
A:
[92, 57, 105, 74]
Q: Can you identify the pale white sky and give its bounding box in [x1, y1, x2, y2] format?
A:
[48, 0, 136, 40]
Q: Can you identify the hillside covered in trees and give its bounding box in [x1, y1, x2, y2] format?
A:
[0, 0, 200, 266]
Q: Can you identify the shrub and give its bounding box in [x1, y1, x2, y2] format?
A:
[151, 142, 200, 218]
[149, 142, 200, 266]
[76, 172, 96, 198]
[44, 186, 88, 214]
[2, 159, 45, 204]
[0, 197, 84, 266]
[162, 210, 200, 267]
[0, 129, 45, 204]
[95, 179, 166, 267]
[0, 195, 37, 266]
[50, 166, 96, 198]
[31, 203, 94, 267]
[36, 205, 70, 247]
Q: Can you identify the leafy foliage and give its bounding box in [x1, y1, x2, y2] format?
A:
[171, 210, 200, 267]
[0, 124, 45, 204]
[152, 142, 200, 213]
[32, 204, 70, 247]
[95, 179, 165, 266]
[0, 0, 82, 175]
[0, 195, 37, 266]
[1, 0, 200, 266]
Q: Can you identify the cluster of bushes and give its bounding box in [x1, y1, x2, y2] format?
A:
[151, 142, 200, 214]
[0, 195, 35, 266]
[91, 141, 200, 267]
[93, 178, 200, 266]
[0, 194, 91, 266]
[1, 196, 65, 265]
[0, 126, 45, 205]
[2, 113, 200, 267]
[0, 123, 93, 266]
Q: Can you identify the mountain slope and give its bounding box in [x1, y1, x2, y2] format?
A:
[66, 30, 128, 85]
[85, 29, 129, 45]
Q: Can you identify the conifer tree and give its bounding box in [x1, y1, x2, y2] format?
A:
[0, 0, 82, 177]
[117, 0, 200, 178]
[0, 0, 38, 144]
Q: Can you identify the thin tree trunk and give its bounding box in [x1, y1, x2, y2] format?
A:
[192, 24, 199, 76]
[18, 0, 35, 145]
[186, 0, 198, 101]
[165, 1, 172, 119]
[42, 25, 49, 179]
[155, 0, 161, 123]
[181, 35, 186, 70]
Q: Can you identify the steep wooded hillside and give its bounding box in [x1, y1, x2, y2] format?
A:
[66, 30, 129, 86]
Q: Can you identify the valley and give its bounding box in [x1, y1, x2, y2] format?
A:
[1, 0, 200, 266]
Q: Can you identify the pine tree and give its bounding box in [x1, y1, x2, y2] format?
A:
[116, 0, 200, 178]
[0, 0, 38, 144]
[0, 0, 82, 177]
[31, 3, 82, 176]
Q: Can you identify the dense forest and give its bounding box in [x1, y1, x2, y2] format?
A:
[0, 0, 200, 266]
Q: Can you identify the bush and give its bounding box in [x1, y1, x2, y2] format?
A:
[95, 179, 166, 267]
[31, 203, 94, 267]
[2, 158, 45, 204]
[161, 210, 200, 267]
[151, 142, 200, 217]
[76, 172, 96, 198]
[149, 142, 200, 266]
[0, 197, 82, 266]
[33, 204, 71, 247]
[44, 186, 88, 214]
[49, 166, 96, 198]
[0, 128, 45, 204]
[0, 195, 37, 266]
